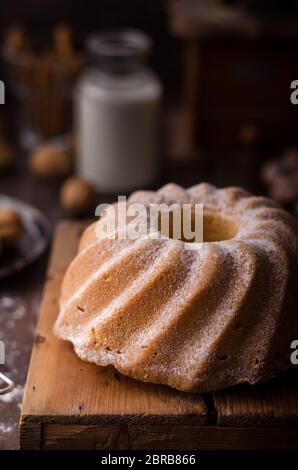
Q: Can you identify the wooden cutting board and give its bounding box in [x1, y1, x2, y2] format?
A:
[19, 221, 298, 450]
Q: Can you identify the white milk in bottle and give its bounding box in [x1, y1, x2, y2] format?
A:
[76, 30, 162, 193]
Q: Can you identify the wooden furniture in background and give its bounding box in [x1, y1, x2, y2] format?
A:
[169, 1, 298, 160]
[19, 221, 298, 449]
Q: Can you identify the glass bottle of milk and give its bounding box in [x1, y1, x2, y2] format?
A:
[76, 30, 162, 193]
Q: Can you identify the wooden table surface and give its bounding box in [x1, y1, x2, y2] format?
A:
[0, 145, 263, 449]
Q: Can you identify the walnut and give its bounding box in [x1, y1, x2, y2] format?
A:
[0, 208, 23, 245]
[29, 143, 73, 179]
[60, 177, 96, 214]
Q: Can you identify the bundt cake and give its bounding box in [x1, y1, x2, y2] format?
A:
[55, 183, 298, 392]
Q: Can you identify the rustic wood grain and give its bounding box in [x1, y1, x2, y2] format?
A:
[214, 373, 298, 427]
[42, 424, 298, 450]
[19, 221, 207, 449]
[128, 425, 298, 450]
[18, 421, 42, 450]
[42, 424, 129, 450]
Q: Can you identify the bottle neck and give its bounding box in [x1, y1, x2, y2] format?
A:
[87, 30, 151, 77]
[93, 57, 146, 76]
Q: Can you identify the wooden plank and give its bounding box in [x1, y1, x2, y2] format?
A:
[20, 221, 208, 449]
[46, 220, 87, 278]
[42, 424, 298, 451]
[18, 420, 42, 450]
[129, 425, 298, 451]
[34, 422, 298, 450]
[214, 373, 298, 427]
[42, 425, 129, 450]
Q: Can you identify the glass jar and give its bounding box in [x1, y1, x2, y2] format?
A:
[75, 30, 162, 194]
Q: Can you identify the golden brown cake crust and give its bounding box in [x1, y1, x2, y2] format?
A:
[55, 183, 298, 393]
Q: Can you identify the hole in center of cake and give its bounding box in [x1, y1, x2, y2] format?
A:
[203, 211, 238, 242]
[157, 208, 238, 243]
[157, 208, 198, 242]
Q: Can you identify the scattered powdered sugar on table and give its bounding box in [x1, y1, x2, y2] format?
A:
[0, 294, 38, 449]
[0, 296, 26, 332]
[0, 295, 32, 381]
[0, 385, 24, 449]
[0, 385, 24, 404]
[0, 424, 14, 435]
